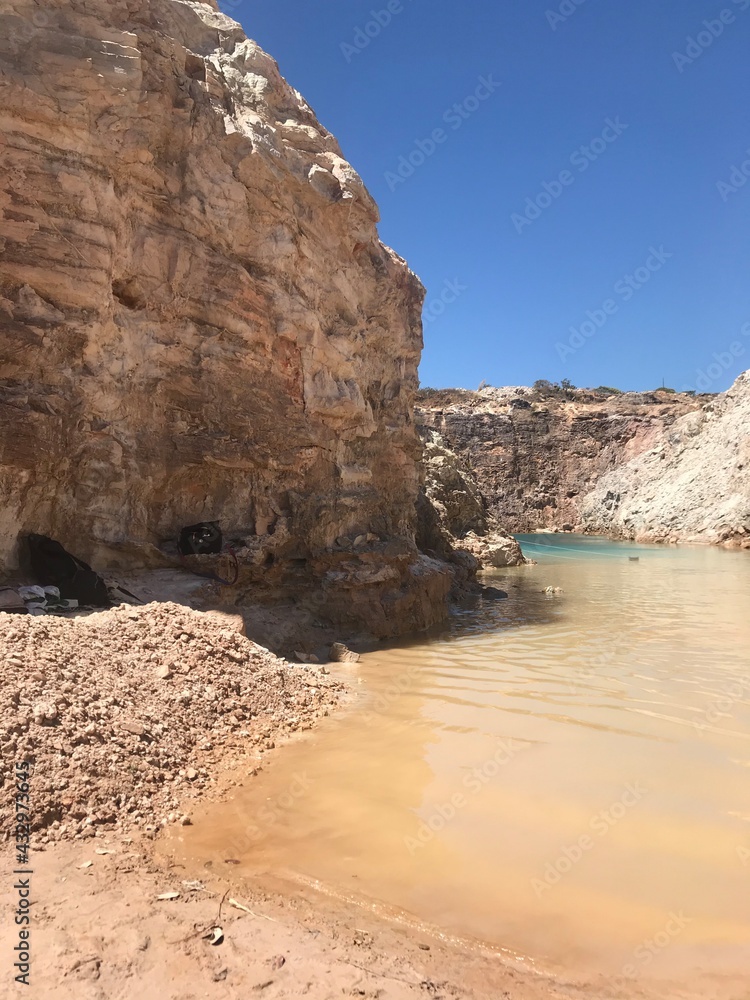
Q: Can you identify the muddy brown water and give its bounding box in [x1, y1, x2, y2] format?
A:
[168, 535, 750, 983]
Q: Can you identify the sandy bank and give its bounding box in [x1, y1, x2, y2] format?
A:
[2, 602, 746, 1000]
[3, 813, 741, 999]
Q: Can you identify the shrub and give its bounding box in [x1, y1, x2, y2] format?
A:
[533, 379, 556, 394]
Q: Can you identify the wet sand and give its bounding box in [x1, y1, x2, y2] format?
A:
[5, 808, 747, 1000]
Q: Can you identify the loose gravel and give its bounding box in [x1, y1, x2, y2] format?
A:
[0, 602, 342, 842]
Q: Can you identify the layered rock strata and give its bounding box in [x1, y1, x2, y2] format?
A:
[417, 386, 702, 534]
[0, 0, 451, 636]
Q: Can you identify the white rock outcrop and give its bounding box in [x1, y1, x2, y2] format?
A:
[581, 372, 750, 546]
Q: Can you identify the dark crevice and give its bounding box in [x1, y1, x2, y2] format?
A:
[112, 278, 146, 310]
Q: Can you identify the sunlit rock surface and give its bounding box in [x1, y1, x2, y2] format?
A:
[0, 0, 452, 635]
[417, 386, 701, 535]
[581, 372, 750, 546]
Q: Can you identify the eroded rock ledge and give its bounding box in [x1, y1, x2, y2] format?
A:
[418, 379, 750, 548]
[0, 0, 451, 636]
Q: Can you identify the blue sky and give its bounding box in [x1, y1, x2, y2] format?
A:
[224, 0, 750, 392]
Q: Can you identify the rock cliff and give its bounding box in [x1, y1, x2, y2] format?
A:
[417, 386, 701, 533]
[417, 427, 526, 568]
[581, 372, 750, 546]
[0, 0, 451, 636]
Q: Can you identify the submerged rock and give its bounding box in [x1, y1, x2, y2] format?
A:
[329, 642, 361, 664]
[481, 586, 508, 600]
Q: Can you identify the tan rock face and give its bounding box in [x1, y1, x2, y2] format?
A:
[417, 387, 701, 533]
[417, 427, 525, 569]
[0, 0, 450, 635]
[581, 372, 750, 546]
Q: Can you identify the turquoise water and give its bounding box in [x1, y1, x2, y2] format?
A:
[516, 532, 684, 560]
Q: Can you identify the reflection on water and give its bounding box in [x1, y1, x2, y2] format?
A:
[170, 535, 750, 980]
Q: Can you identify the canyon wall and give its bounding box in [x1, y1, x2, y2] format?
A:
[581, 372, 750, 546]
[0, 0, 452, 636]
[417, 427, 526, 568]
[417, 387, 701, 533]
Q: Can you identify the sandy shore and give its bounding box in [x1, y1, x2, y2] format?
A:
[3, 602, 747, 999]
[5, 815, 744, 1000]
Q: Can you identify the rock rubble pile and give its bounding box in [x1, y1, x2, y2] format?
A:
[1, 603, 341, 842]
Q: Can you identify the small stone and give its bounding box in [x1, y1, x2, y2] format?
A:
[121, 722, 146, 736]
[32, 701, 58, 724]
[155, 664, 172, 680]
[329, 643, 361, 664]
